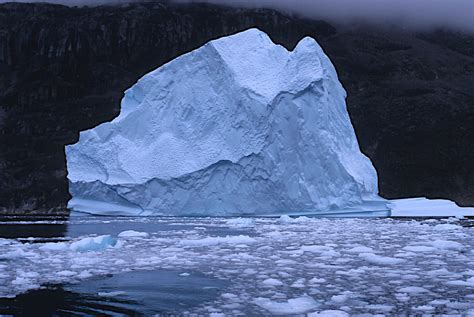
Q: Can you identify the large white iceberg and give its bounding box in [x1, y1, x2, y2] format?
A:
[66, 28, 387, 216]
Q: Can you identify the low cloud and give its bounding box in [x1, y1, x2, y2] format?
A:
[181, 0, 474, 33]
[2, 0, 473, 33]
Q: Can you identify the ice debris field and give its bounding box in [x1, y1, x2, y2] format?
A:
[1, 216, 474, 315]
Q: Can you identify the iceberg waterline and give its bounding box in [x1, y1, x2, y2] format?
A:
[66, 28, 472, 217]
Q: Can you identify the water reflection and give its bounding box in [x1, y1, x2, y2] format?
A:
[0, 223, 68, 240]
[0, 269, 227, 316]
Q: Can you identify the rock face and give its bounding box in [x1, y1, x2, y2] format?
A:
[67, 29, 380, 216]
[0, 2, 473, 214]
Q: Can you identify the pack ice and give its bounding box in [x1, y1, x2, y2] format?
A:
[66, 28, 387, 216]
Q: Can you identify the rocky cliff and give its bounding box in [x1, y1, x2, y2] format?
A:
[0, 2, 473, 214]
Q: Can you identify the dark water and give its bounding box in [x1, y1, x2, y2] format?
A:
[0, 269, 227, 316]
[0, 215, 243, 316]
[0, 214, 254, 241]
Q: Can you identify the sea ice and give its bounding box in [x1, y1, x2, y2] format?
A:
[262, 278, 284, 287]
[253, 295, 319, 315]
[0, 217, 473, 315]
[69, 235, 117, 252]
[118, 230, 149, 238]
[308, 310, 349, 317]
[390, 197, 474, 217]
[397, 286, 430, 294]
[358, 253, 405, 265]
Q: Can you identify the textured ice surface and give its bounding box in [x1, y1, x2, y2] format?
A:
[66, 28, 383, 216]
[1, 217, 473, 315]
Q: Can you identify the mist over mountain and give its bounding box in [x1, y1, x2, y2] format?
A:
[1, 0, 473, 33]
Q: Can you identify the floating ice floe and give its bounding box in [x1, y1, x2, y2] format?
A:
[70, 235, 118, 252]
[389, 197, 474, 217]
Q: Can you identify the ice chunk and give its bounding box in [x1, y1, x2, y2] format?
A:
[69, 235, 117, 252]
[308, 310, 349, 317]
[433, 223, 461, 231]
[429, 239, 464, 251]
[39, 242, 69, 251]
[66, 28, 384, 216]
[226, 218, 255, 227]
[254, 295, 318, 315]
[390, 197, 474, 217]
[358, 253, 405, 265]
[180, 235, 256, 247]
[331, 293, 350, 303]
[446, 277, 474, 287]
[98, 291, 127, 297]
[345, 246, 374, 253]
[397, 286, 430, 294]
[118, 230, 149, 238]
[402, 245, 436, 252]
[262, 278, 284, 287]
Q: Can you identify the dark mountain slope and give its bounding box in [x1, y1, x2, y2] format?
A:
[0, 2, 473, 214]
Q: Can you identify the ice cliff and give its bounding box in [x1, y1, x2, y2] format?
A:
[66, 28, 386, 216]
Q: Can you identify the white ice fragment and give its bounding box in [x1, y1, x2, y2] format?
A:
[365, 304, 394, 312]
[308, 277, 326, 284]
[180, 235, 256, 247]
[39, 242, 69, 251]
[262, 278, 284, 287]
[69, 235, 117, 252]
[226, 218, 255, 227]
[278, 215, 294, 223]
[446, 277, 474, 287]
[358, 253, 405, 265]
[291, 278, 306, 288]
[301, 245, 333, 253]
[397, 286, 430, 294]
[56, 270, 76, 277]
[254, 295, 318, 315]
[118, 230, 149, 238]
[433, 224, 461, 231]
[77, 270, 93, 279]
[308, 310, 349, 317]
[98, 291, 127, 297]
[429, 239, 464, 251]
[390, 197, 474, 217]
[346, 246, 374, 253]
[413, 305, 435, 311]
[402, 245, 437, 252]
[430, 299, 450, 305]
[331, 294, 349, 303]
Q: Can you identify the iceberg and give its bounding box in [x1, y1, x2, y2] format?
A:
[66, 28, 387, 216]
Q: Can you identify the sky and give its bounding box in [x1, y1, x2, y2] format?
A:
[2, 0, 473, 33]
